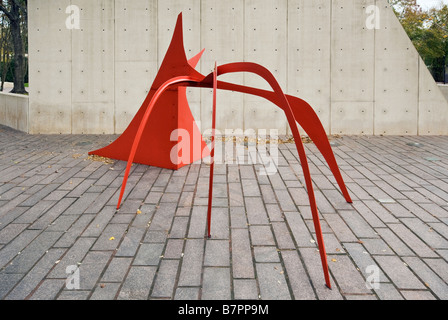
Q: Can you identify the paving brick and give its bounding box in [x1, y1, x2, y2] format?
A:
[174, 287, 200, 300]
[20, 184, 59, 207]
[178, 191, 194, 207]
[4, 231, 63, 274]
[233, 279, 259, 300]
[168, 216, 188, 239]
[339, 210, 379, 239]
[231, 228, 254, 279]
[403, 256, 448, 299]
[254, 247, 279, 263]
[116, 227, 145, 257]
[0, 223, 29, 244]
[149, 202, 177, 232]
[423, 258, 448, 283]
[373, 283, 404, 300]
[29, 279, 65, 300]
[49, 237, 96, 279]
[428, 222, 448, 242]
[143, 230, 167, 243]
[164, 239, 184, 259]
[0, 273, 24, 299]
[400, 290, 436, 300]
[77, 251, 112, 290]
[419, 203, 448, 219]
[388, 224, 438, 258]
[228, 183, 244, 207]
[374, 228, 414, 256]
[101, 257, 132, 283]
[84, 187, 117, 214]
[15, 201, 56, 224]
[363, 200, 399, 224]
[328, 255, 372, 294]
[82, 206, 116, 237]
[144, 191, 163, 204]
[229, 207, 247, 228]
[351, 201, 388, 228]
[209, 207, 230, 239]
[271, 222, 295, 250]
[299, 248, 343, 300]
[374, 256, 425, 290]
[133, 243, 164, 266]
[361, 238, 395, 255]
[187, 206, 207, 238]
[151, 260, 180, 298]
[90, 282, 121, 300]
[281, 250, 316, 300]
[29, 198, 76, 230]
[259, 184, 277, 204]
[265, 203, 283, 222]
[316, 232, 345, 254]
[62, 193, 100, 215]
[401, 218, 448, 249]
[178, 239, 204, 286]
[54, 214, 95, 248]
[284, 212, 314, 247]
[322, 213, 358, 242]
[202, 267, 231, 300]
[256, 263, 291, 300]
[249, 225, 275, 246]
[242, 179, 260, 197]
[274, 189, 297, 212]
[204, 240, 230, 267]
[118, 266, 156, 300]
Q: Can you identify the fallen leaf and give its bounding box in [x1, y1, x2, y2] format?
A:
[136, 209, 142, 215]
[331, 258, 337, 262]
[100, 284, 106, 289]
[109, 237, 115, 241]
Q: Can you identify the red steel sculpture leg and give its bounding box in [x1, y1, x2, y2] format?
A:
[206, 63, 218, 238]
[90, 12, 353, 288]
[202, 62, 332, 289]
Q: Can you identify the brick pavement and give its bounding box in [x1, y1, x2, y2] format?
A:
[0, 124, 448, 300]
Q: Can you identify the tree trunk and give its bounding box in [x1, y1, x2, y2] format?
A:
[8, 2, 26, 94]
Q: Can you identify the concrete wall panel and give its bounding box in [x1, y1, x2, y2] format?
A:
[288, 0, 331, 134]
[331, 102, 374, 135]
[418, 58, 448, 135]
[24, 0, 448, 136]
[374, 0, 419, 135]
[28, 62, 71, 134]
[200, 0, 244, 131]
[28, 0, 71, 134]
[0, 93, 29, 132]
[331, 0, 375, 135]
[71, 0, 115, 134]
[115, 0, 158, 133]
[244, 0, 288, 134]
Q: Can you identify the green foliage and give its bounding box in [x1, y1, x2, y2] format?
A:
[391, 0, 448, 82]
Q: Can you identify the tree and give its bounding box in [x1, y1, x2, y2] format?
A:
[0, 11, 13, 91]
[391, 0, 448, 82]
[0, 0, 27, 94]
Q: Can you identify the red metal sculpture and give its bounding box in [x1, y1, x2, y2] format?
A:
[89, 13, 352, 289]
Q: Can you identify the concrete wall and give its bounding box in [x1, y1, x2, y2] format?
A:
[26, 0, 448, 135]
[0, 92, 29, 132]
